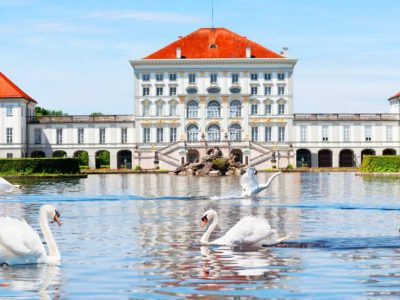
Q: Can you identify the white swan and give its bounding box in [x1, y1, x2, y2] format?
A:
[0, 177, 21, 193]
[0, 204, 61, 265]
[200, 209, 288, 248]
[240, 167, 281, 197]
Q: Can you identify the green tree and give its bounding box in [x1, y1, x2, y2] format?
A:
[35, 106, 68, 116]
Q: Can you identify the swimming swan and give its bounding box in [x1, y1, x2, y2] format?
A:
[0, 205, 62, 265]
[200, 209, 288, 247]
[240, 168, 281, 197]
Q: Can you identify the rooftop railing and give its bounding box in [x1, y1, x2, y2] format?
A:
[28, 115, 135, 123]
[294, 113, 399, 121]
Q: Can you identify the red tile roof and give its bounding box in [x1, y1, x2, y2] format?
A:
[0, 72, 36, 103]
[388, 91, 400, 100]
[144, 28, 284, 60]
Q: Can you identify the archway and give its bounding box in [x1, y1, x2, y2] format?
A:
[230, 149, 243, 163]
[318, 149, 332, 167]
[339, 149, 354, 167]
[187, 149, 200, 164]
[31, 150, 45, 158]
[52, 150, 67, 158]
[296, 149, 311, 167]
[361, 149, 375, 163]
[95, 150, 110, 169]
[117, 150, 132, 169]
[73, 150, 89, 167]
[383, 148, 396, 155]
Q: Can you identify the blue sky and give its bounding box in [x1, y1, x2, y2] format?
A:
[1, 0, 399, 114]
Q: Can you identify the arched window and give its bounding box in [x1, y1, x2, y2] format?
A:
[207, 101, 221, 118]
[207, 124, 221, 142]
[187, 124, 199, 142]
[230, 100, 241, 117]
[187, 101, 198, 118]
[229, 124, 242, 141]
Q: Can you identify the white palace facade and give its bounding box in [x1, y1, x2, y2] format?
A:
[1, 28, 399, 170]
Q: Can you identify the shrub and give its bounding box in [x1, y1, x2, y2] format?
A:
[361, 155, 400, 173]
[211, 158, 229, 174]
[0, 158, 80, 175]
[287, 164, 293, 170]
[134, 165, 142, 171]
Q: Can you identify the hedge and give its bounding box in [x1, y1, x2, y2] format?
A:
[0, 158, 80, 175]
[360, 155, 400, 173]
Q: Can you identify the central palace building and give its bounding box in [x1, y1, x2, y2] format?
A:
[1, 28, 399, 169]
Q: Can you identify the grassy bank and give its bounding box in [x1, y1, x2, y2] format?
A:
[360, 155, 400, 173]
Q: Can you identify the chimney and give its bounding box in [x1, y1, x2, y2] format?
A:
[246, 46, 251, 58]
[280, 47, 289, 57]
[176, 47, 181, 59]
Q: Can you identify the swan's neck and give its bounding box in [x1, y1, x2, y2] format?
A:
[200, 214, 219, 245]
[39, 211, 60, 263]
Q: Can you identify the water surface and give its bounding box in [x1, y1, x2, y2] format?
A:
[1, 173, 399, 299]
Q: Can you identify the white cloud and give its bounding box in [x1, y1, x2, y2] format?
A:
[86, 10, 204, 23]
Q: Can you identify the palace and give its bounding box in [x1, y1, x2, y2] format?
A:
[1, 28, 399, 169]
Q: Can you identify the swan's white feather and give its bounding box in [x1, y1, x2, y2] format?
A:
[211, 216, 271, 247]
[0, 216, 45, 264]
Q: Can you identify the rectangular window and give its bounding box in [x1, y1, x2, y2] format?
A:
[143, 128, 150, 143]
[157, 128, 163, 143]
[251, 127, 258, 141]
[232, 73, 239, 83]
[56, 129, 62, 144]
[264, 86, 272, 95]
[6, 128, 12, 144]
[6, 153, 13, 158]
[250, 104, 258, 115]
[34, 128, 41, 144]
[170, 127, 177, 142]
[142, 104, 150, 116]
[170, 103, 177, 115]
[278, 73, 285, 80]
[365, 126, 372, 141]
[156, 73, 163, 81]
[278, 104, 285, 115]
[169, 87, 177, 96]
[265, 104, 272, 115]
[189, 73, 196, 84]
[210, 73, 218, 84]
[156, 103, 164, 116]
[156, 87, 163, 96]
[279, 126, 285, 141]
[343, 126, 350, 142]
[78, 128, 84, 144]
[169, 73, 177, 81]
[300, 126, 307, 142]
[251, 86, 258, 95]
[142, 74, 150, 81]
[386, 126, 393, 141]
[322, 126, 329, 141]
[99, 128, 105, 144]
[265, 127, 272, 141]
[6, 106, 13, 116]
[142, 87, 150, 96]
[278, 86, 285, 95]
[264, 73, 272, 80]
[121, 128, 127, 144]
[250, 73, 258, 80]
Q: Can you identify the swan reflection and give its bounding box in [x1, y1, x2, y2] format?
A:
[0, 264, 62, 300]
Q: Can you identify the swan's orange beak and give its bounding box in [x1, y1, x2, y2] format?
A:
[53, 214, 62, 226]
[201, 215, 208, 227]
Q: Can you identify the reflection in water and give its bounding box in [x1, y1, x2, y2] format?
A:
[0, 173, 399, 298]
[1, 264, 62, 300]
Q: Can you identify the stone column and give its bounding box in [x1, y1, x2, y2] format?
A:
[221, 96, 229, 136]
[88, 151, 96, 169]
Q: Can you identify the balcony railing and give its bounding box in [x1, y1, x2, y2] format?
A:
[294, 113, 400, 121]
[28, 115, 135, 123]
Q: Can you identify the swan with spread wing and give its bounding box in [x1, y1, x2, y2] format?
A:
[200, 209, 288, 248]
[240, 167, 281, 197]
[0, 205, 62, 265]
